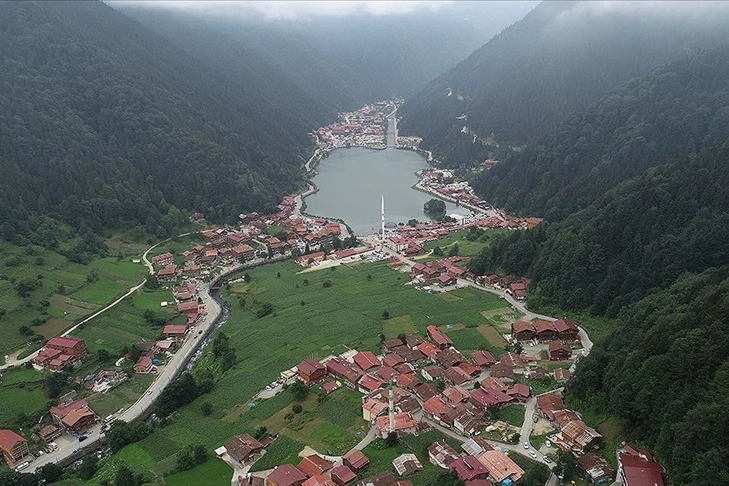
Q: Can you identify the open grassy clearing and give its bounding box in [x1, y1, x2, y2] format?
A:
[478, 324, 509, 349]
[0, 369, 47, 427]
[0, 239, 148, 356]
[420, 228, 508, 261]
[491, 404, 525, 427]
[165, 458, 232, 486]
[101, 260, 509, 479]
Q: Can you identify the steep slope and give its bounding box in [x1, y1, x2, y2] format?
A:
[468, 47, 729, 314]
[0, 1, 317, 242]
[472, 46, 729, 220]
[117, 2, 537, 102]
[117, 7, 374, 117]
[568, 266, 729, 485]
[399, 1, 729, 165]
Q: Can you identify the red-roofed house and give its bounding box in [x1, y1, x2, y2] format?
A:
[510, 321, 536, 341]
[417, 342, 440, 360]
[444, 366, 472, 386]
[376, 412, 417, 438]
[548, 341, 572, 361]
[331, 465, 357, 485]
[477, 450, 524, 483]
[506, 384, 530, 402]
[297, 359, 326, 385]
[532, 320, 558, 341]
[134, 356, 153, 374]
[554, 318, 580, 341]
[353, 351, 381, 371]
[163, 325, 188, 341]
[298, 455, 333, 477]
[0, 429, 30, 467]
[537, 393, 565, 421]
[443, 386, 470, 404]
[326, 358, 364, 388]
[342, 449, 369, 473]
[358, 374, 385, 394]
[302, 476, 335, 486]
[423, 396, 451, 423]
[471, 351, 496, 367]
[267, 464, 308, 486]
[46, 336, 87, 358]
[426, 325, 453, 349]
[225, 434, 265, 464]
[618, 446, 665, 486]
[449, 456, 490, 482]
[469, 388, 513, 412]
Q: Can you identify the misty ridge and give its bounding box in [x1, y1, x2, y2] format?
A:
[2, 1, 729, 484]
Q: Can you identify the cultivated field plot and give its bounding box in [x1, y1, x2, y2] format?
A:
[480, 307, 523, 328]
[0, 240, 148, 357]
[110, 260, 508, 478]
[478, 324, 509, 349]
[0, 368, 47, 427]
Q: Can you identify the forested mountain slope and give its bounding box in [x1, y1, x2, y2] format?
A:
[466, 48, 729, 483]
[0, 1, 317, 243]
[117, 8, 375, 117]
[399, 1, 729, 166]
[568, 267, 729, 484]
[472, 46, 729, 220]
[118, 2, 537, 103]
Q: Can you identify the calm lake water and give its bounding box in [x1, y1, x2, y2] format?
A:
[305, 147, 471, 235]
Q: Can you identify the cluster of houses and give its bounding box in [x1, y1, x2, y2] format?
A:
[0, 395, 100, 468]
[510, 319, 580, 362]
[409, 257, 468, 287]
[416, 169, 542, 231]
[225, 323, 571, 485]
[311, 100, 398, 151]
[32, 336, 87, 372]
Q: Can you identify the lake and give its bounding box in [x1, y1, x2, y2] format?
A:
[304, 147, 471, 235]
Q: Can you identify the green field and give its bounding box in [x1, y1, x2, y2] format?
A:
[165, 459, 233, 486]
[492, 404, 526, 427]
[0, 367, 47, 428]
[361, 430, 463, 486]
[0, 239, 149, 356]
[421, 228, 508, 260]
[91, 260, 508, 481]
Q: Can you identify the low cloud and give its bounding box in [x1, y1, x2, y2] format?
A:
[112, 1, 454, 20]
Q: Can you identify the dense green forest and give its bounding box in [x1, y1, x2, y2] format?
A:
[0, 1, 318, 246]
[472, 46, 729, 221]
[399, 1, 729, 167]
[567, 267, 729, 484]
[465, 46, 729, 483]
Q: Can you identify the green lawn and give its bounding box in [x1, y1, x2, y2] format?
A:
[492, 404, 526, 427]
[421, 228, 508, 260]
[165, 459, 232, 486]
[361, 430, 463, 486]
[0, 369, 47, 428]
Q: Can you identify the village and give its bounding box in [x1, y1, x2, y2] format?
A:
[0, 112, 659, 486]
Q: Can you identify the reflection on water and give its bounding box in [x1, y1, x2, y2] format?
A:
[305, 148, 471, 235]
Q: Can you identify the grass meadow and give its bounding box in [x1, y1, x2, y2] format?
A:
[100, 259, 509, 482]
[0, 239, 148, 358]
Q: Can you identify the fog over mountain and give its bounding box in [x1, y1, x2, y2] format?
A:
[114, 1, 538, 98]
[399, 0, 729, 165]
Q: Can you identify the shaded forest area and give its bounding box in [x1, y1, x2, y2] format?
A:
[0, 1, 317, 250]
[399, 1, 729, 167]
[465, 47, 729, 484]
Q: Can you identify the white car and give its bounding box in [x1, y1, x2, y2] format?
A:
[523, 442, 530, 449]
[529, 450, 537, 458]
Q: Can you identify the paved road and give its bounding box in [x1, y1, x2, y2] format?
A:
[26, 257, 247, 474]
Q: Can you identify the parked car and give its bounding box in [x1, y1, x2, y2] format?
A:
[543, 456, 553, 463]
[523, 442, 530, 449]
[529, 450, 537, 458]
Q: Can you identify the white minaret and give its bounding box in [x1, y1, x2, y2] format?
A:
[381, 195, 386, 249]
